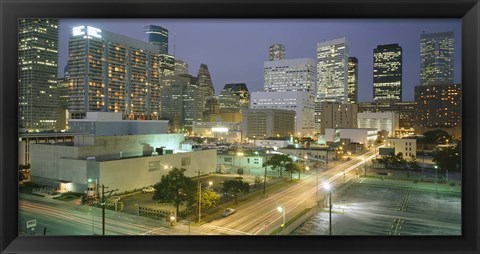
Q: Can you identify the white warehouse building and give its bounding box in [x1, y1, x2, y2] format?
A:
[324, 128, 378, 147]
[357, 111, 399, 137]
[30, 133, 217, 194]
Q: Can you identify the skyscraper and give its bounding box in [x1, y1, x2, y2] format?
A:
[420, 31, 454, 85]
[18, 19, 60, 132]
[197, 64, 215, 115]
[373, 44, 402, 102]
[144, 25, 169, 54]
[315, 38, 349, 131]
[219, 83, 250, 113]
[175, 59, 189, 75]
[316, 38, 349, 103]
[348, 57, 358, 104]
[68, 25, 173, 119]
[264, 58, 315, 93]
[269, 44, 285, 61]
[414, 83, 461, 137]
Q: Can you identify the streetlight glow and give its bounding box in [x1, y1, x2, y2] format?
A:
[323, 182, 331, 191]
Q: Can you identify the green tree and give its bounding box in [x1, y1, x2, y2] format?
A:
[285, 162, 303, 181]
[420, 129, 452, 144]
[197, 189, 220, 210]
[222, 178, 250, 204]
[266, 154, 293, 177]
[432, 145, 461, 172]
[152, 168, 196, 217]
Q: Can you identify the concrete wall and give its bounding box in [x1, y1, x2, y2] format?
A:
[31, 144, 79, 182]
[76, 134, 184, 161]
[98, 149, 217, 193]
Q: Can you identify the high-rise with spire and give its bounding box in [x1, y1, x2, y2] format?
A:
[197, 64, 215, 117]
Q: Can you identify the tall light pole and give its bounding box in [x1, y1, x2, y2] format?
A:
[324, 183, 332, 235]
[434, 165, 438, 193]
[277, 206, 286, 234]
[256, 151, 268, 196]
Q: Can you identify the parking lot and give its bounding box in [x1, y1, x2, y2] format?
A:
[293, 177, 461, 235]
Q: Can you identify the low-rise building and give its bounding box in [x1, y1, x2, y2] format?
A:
[30, 133, 216, 193]
[192, 121, 241, 143]
[384, 138, 417, 159]
[357, 111, 399, 137]
[323, 128, 378, 148]
[69, 112, 169, 136]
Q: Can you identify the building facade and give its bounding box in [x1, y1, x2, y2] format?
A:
[357, 111, 399, 136]
[264, 58, 315, 93]
[192, 121, 242, 142]
[250, 91, 315, 137]
[420, 31, 454, 86]
[269, 43, 285, 61]
[414, 83, 461, 137]
[319, 102, 358, 134]
[316, 38, 349, 103]
[19, 19, 60, 132]
[69, 112, 169, 136]
[324, 128, 377, 147]
[68, 25, 174, 119]
[30, 133, 216, 193]
[197, 64, 215, 115]
[373, 44, 402, 102]
[348, 57, 358, 104]
[358, 101, 415, 130]
[174, 59, 189, 75]
[159, 75, 202, 132]
[384, 138, 417, 159]
[241, 109, 295, 140]
[219, 83, 250, 113]
[144, 25, 168, 54]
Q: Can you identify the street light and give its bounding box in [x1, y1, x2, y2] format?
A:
[434, 165, 438, 193]
[198, 180, 213, 223]
[323, 183, 332, 235]
[277, 206, 286, 233]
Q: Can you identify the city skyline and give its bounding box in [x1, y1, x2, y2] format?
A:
[58, 19, 461, 102]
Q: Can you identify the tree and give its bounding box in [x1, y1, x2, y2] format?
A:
[222, 178, 250, 204]
[152, 168, 196, 217]
[197, 189, 220, 210]
[420, 129, 452, 144]
[285, 162, 302, 181]
[266, 154, 293, 178]
[432, 145, 461, 172]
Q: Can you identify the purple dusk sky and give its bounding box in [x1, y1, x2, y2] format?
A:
[58, 19, 461, 102]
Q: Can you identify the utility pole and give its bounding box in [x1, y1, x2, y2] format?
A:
[263, 154, 267, 196]
[196, 170, 203, 223]
[102, 184, 107, 235]
[100, 184, 118, 236]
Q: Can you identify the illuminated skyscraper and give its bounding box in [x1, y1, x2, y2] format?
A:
[144, 25, 169, 54]
[18, 19, 60, 132]
[348, 57, 358, 104]
[316, 38, 349, 103]
[197, 64, 215, 115]
[219, 83, 250, 113]
[68, 25, 174, 119]
[373, 44, 402, 102]
[264, 58, 315, 93]
[175, 59, 189, 75]
[269, 44, 285, 61]
[420, 31, 454, 85]
[315, 38, 349, 131]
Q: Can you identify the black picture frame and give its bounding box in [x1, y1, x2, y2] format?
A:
[1, 0, 479, 253]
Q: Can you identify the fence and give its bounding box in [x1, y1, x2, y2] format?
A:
[138, 205, 174, 221]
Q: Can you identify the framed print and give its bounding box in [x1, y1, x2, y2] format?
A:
[1, 0, 479, 253]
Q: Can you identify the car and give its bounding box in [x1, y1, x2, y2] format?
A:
[222, 208, 236, 217]
[142, 186, 156, 193]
